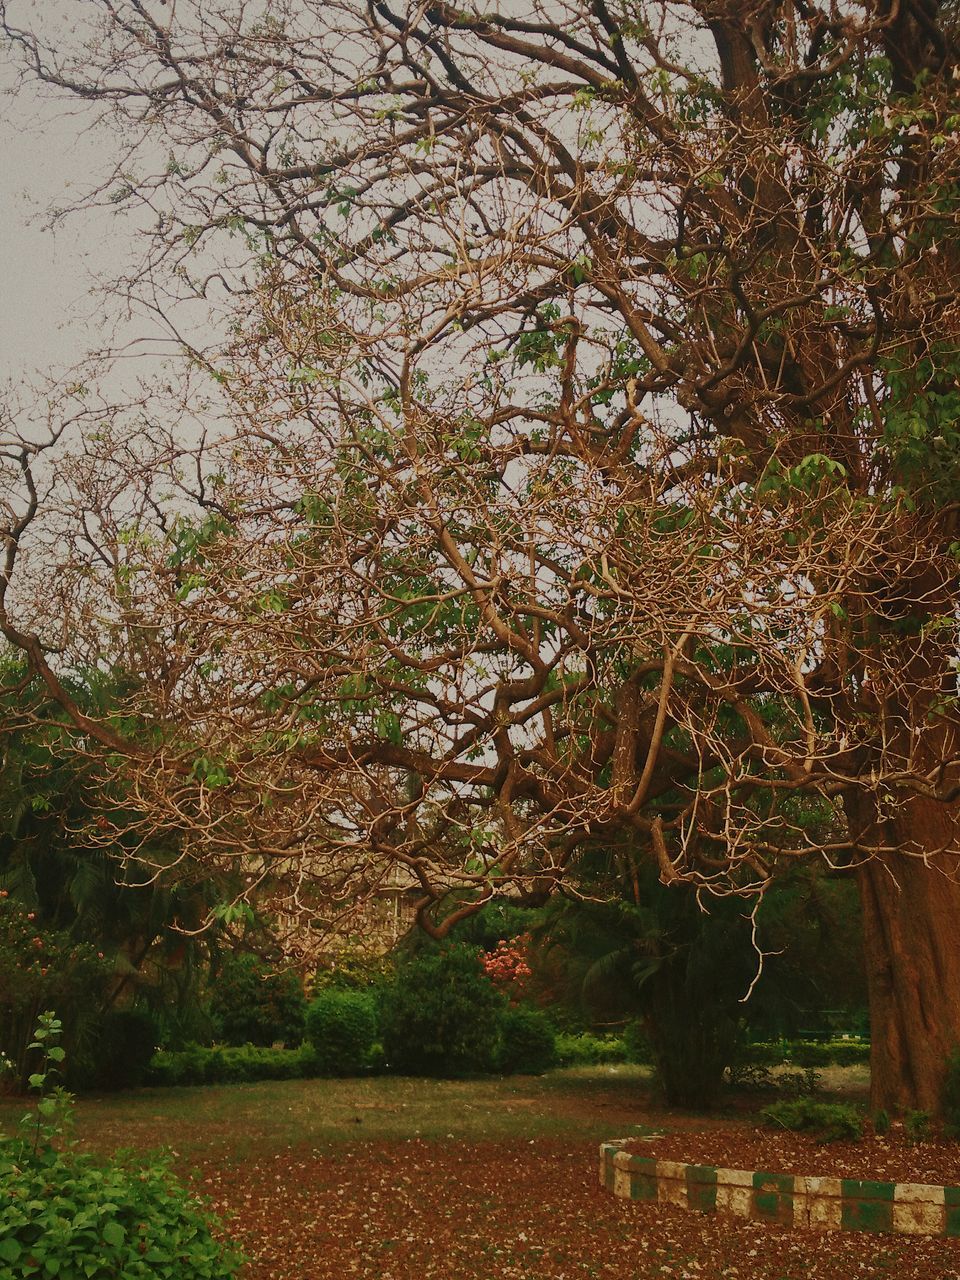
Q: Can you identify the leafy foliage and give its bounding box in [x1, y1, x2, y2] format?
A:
[762, 1099, 864, 1142]
[0, 1011, 241, 1278]
[0, 894, 110, 1090]
[209, 952, 306, 1048]
[497, 1007, 557, 1076]
[377, 945, 504, 1077]
[305, 990, 377, 1075]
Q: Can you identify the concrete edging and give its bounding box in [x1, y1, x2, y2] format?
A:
[600, 1141, 960, 1236]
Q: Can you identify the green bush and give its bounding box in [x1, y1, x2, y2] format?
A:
[497, 1006, 557, 1075]
[377, 944, 504, 1076]
[147, 1042, 319, 1087]
[0, 1141, 241, 1278]
[208, 952, 306, 1047]
[305, 990, 377, 1075]
[762, 1098, 863, 1142]
[554, 1032, 628, 1067]
[0, 896, 111, 1090]
[0, 1009, 240, 1278]
[81, 1007, 159, 1091]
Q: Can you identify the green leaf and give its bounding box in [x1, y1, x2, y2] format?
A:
[0, 1237, 22, 1263]
[102, 1221, 125, 1248]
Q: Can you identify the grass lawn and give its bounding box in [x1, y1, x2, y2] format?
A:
[4, 1065, 956, 1280]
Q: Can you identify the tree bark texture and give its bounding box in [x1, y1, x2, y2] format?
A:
[852, 796, 960, 1116]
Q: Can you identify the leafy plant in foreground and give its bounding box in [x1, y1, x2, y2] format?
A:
[0, 1011, 241, 1279]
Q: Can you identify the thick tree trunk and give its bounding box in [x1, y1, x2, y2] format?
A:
[851, 795, 960, 1116]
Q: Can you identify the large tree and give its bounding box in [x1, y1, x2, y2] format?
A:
[1, 1, 959, 1113]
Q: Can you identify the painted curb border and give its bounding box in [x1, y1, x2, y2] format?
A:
[600, 1141, 960, 1236]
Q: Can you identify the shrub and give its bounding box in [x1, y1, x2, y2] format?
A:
[378, 944, 504, 1076]
[904, 1109, 931, 1143]
[147, 1042, 319, 1087]
[497, 1006, 557, 1075]
[81, 1007, 159, 1091]
[208, 952, 306, 1047]
[762, 1098, 863, 1142]
[0, 1010, 241, 1279]
[622, 1019, 653, 1065]
[0, 896, 110, 1090]
[554, 1032, 627, 1067]
[0, 1142, 242, 1279]
[873, 1109, 891, 1136]
[305, 990, 377, 1076]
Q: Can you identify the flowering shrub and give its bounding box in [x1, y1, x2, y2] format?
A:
[0, 894, 110, 1089]
[480, 936, 533, 1001]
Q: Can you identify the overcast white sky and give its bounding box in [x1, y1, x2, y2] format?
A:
[0, 50, 148, 388]
[2, 97, 94, 376]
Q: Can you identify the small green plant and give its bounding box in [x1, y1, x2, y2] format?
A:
[762, 1098, 864, 1142]
[873, 1108, 891, 1136]
[904, 1109, 932, 1143]
[305, 989, 377, 1075]
[21, 1010, 72, 1155]
[0, 1012, 241, 1278]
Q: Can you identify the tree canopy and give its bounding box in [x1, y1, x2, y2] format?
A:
[1, 0, 959, 1109]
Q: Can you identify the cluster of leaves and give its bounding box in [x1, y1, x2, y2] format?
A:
[0, 1148, 242, 1279]
[0, 1012, 241, 1278]
[304, 990, 378, 1075]
[208, 951, 306, 1047]
[762, 1098, 864, 1143]
[0, 894, 110, 1088]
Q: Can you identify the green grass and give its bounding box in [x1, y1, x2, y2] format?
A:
[0, 1065, 654, 1160]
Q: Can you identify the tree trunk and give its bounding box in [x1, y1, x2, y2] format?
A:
[851, 794, 960, 1116]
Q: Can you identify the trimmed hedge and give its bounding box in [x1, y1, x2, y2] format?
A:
[741, 1038, 870, 1069]
[554, 1032, 629, 1067]
[147, 1042, 320, 1087]
[305, 990, 377, 1075]
[498, 1007, 557, 1075]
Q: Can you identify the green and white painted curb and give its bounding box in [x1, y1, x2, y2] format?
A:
[600, 1142, 960, 1236]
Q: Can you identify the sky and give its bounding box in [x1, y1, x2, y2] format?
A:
[0, 71, 111, 382]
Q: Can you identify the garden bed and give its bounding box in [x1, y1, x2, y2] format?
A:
[615, 1126, 960, 1185]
